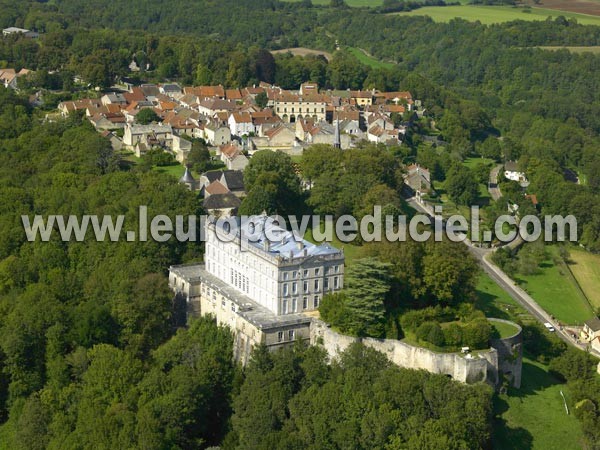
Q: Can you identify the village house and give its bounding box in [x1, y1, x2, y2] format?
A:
[198, 98, 236, 117]
[203, 193, 241, 217]
[228, 112, 255, 137]
[349, 90, 374, 107]
[203, 119, 232, 146]
[160, 83, 182, 97]
[403, 164, 432, 201]
[100, 130, 123, 151]
[219, 142, 249, 171]
[250, 124, 297, 152]
[172, 135, 193, 163]
[123, 123, 173, 148]
[504, 161, 528, 184]
[377, 91, 414, 110]
[184, 85, 226, 99]
[101, 92, 127, 106]
[2, 27, 39, 38]
[581, 317, 600, 353]
[0, 68, 31, 89]
[199, 170, 246, 198]
[58, 99, 102, 117]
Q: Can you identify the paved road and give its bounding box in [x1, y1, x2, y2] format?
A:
[406, 196, 600, 358]
[488, 164, 503, 201]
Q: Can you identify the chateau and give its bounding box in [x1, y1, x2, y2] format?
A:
[169, 214, 345, 364]
[169, 215, 522, 388]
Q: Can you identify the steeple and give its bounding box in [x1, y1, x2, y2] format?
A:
[179, 166, 197, 191]
[333, 112, 341, 149]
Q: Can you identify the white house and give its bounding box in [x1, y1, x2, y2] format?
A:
[504, 161, 528, 183]
[228, 112, 255, 137]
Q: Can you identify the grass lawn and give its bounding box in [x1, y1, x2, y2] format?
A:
[393, 5, 600, 26]
[568, 249, 600, 310]
[346, 47, 397, 69]
[475, 272, 528, 322]
[153, 164, 186, 179]
[515, 247, 593, 325]
[492, 357, 584, 450]
[303, 226, 364, 267]
[463, 156, 495, 170]
[290, 154, 303, 164]
[120, 151, 203, 179]
[491, 320, 520, 339]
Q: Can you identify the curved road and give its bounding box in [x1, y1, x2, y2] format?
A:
[488, 164, 503, 201]
[406, 196, 599, 358]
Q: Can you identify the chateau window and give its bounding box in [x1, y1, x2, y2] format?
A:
[303, 281, 309, 293]
[314, 296, 320, 308]
[278, 331, 283, 342]
[335, 265, 340, 273]
[303, 296, 308, 309]
[315, 268, 320, 276]
[283, 299, 288, 314]
[283, 272, 288, 280]
[314, 279, 319, 291]
[289, 330, 295, 340]
[334, 276, 339, 289]
[292, 271, 297, 278]
[283, 283, 289, 296]
[303, 269, 309, 277]
[324, 278, 329, 290]
[292, 298, 297, 313]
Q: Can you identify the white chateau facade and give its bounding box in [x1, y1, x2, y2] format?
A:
[169, 214, 345, 363]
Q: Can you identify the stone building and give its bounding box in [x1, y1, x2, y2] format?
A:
[169, 213, 345, 363]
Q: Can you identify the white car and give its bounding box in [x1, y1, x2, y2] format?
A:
[544, 322, 555, 332]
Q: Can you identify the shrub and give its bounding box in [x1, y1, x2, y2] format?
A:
[462, 319, 492, 349]
[319, 292, 348, 329]
[444, 323, 463, 347]
[416, 321, 445, 347]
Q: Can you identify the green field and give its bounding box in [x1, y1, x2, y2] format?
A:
[475, 272, 527, 320]
[516, 247, 593, 325]
[347, 47, 397, 69]
[283, 0, 383, 5]
[568, 249, 600, 310]
[493, 358, 584, 450]
[394, 5, 600, 26]
[537, 46, 600, 54]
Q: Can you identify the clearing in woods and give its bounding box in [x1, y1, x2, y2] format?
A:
[271, 47, 333, 61]
[568, 249, 600, 310]
[392, 5, 600, 25]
